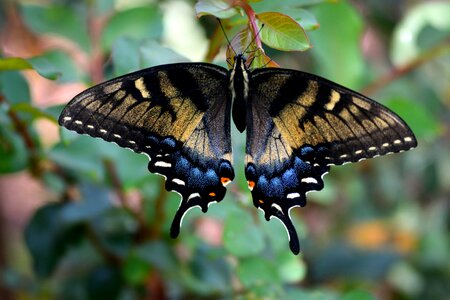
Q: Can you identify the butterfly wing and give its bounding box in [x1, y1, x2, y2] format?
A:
[245, 68, 417, 254]
[59, 63, 234, 237]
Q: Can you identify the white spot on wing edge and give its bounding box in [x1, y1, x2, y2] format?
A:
[271, 203, 283, 213]
[287, 192, 300, 199]
[172, 178, 185, 186]
[154, 161, 172, 168]
[74, 120, 82, 125]
[187, 193, 201, 201]
[301, 177, 318, 184]
[63, 116, 72, 121]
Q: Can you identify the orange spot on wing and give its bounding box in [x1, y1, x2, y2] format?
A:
[258, 199, 264, 204]
[209, 192, 216, 197]
[248, 181, 255, 190]
[221, 177, 231, 185]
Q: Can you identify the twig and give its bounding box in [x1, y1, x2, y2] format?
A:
[0, 94, 41, 175]
[85, 224, 122, 266]
[148, 177, 168, 239]
[362, 41, 450, 95]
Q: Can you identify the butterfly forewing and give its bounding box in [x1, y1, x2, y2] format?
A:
[59, 63, 235, 236]
[245, 68, 417, 254]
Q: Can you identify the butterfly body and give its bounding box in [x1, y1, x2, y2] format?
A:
[59, 54, 416, 254]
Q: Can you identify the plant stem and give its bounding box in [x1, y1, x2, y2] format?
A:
[363, 41, 450, 95]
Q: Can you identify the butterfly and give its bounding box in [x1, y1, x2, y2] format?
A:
[59, 52, 417, 254]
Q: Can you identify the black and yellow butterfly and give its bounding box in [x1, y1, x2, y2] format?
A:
[59, 53, 416, 254]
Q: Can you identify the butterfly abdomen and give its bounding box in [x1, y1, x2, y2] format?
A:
[230, 54, 250, 132]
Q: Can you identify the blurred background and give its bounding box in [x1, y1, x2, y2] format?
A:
[0, 0, 449, 299]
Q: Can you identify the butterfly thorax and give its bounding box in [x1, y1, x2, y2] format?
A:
[230, 54, 250, 133]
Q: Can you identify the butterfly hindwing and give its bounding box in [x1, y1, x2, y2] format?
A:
[59, 63, 234, 236]
[245, 68, 417, 254]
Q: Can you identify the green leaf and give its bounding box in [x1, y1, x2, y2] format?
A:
[112, 38, 189, 76]
[341, 290, 376, 300]
[27, 56, 61, 80]
[391, 2, 450, 66]
[252, 5, 319, 31]
[134, 241, 177, 271]
[29, 50, 82, 82]
[288, 8, 320, 31]
[111, 37, 141, 75]
[223, 210, 265, 257]
[0, 123, 28, 173]
[101, 6, 163, 51]
[10, 103, 58, 124]
[0, 71, 30, 104]
[86, 266, 123, 300]
[0, 57, 33, 71]
[256, 12, 311, 51]
[60, 183, 113, 223]
[21, 4, 90, 52]
[188, 246, 232, 295]
[309, 2, 365, 88]
[51, 133, 149, 188]
[286, 288, 338, 300]
[24, 203, 83, 277]
[276, 251, 307, 283]
[195, 0, 240, 19]
[384, 97, 441, 140]
[236, 256, 279, 288]
[123, 253, 151, 285]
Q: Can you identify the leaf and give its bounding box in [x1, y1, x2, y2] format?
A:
[0, 71, 30, 104]
[188, 246, 232, 294]
[134, 241, 177, 271]
[308, 242, 400, 282]
[10, 103, 58, 124]
[223, 210, 265, 257]
[276, 251, 307, 283]
[384, 97, 441, 140]
[101, 6, 163, 51]
[256, 12, 311, 51]
[236, 256, 279, 288]
[21, 4, 90, 51]
[309, 2, 365, 88]
[0, 123, 28, 173]
[60, 183, 113, 223]
[86, 265, 123, 299]
[391, 2, 450, 66]
[286, 288, 339, 300]
[0, 57, 33, 71]
[29, 50, 82, 82]
[27, 55, 61, 80]
[195, 0, 240, 19]
[123, 253, 151, 285]
[288, 8, 320, 31]
[341, 290, 376, 300]
[225, 26, 279, 69]
[50, 134, 149, 188]
[24, 203, 84, 277]
[251, 3, 319, 31]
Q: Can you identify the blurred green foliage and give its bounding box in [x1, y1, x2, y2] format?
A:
[0, 0, 449, 299]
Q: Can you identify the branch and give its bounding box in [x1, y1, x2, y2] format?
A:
[0, 94, 41, 175]
[362, 41, 450, 95]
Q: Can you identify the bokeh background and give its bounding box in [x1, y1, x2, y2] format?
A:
[0, 0, 449, 299]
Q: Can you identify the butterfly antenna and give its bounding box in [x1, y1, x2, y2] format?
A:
[217, 18, 236, 56]
[243, 23, 265, 55]
[261, 57, 274, 68]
